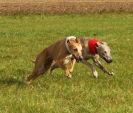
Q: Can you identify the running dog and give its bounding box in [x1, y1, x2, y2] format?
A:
[51, 37, 114, 78]
[80, 38, 114, 78]
[27, 36, 83, 84]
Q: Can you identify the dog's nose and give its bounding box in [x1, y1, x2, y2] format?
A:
[108, 59, 112, 63]
[75, 56, 83, 63]
[79, 56, 83, 61]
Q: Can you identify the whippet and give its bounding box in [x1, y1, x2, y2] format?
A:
[27, 36, 83, 84]
[80, 38, 114, 78]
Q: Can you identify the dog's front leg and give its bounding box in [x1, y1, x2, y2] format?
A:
[82, 60, 98, 78]
[93, 57, 114, 76]
[58, 61, 72, 78]
[64, 68, 72, 78]
[69, 59, 76, 73]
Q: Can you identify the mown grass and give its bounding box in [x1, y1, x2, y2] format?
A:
[0, 13, 133, 113]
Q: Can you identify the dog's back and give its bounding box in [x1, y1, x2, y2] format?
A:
[45, 39, 68, 60]
[80, 38, 92, 60]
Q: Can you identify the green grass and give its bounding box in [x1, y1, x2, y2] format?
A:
[0, 13, 133, 113]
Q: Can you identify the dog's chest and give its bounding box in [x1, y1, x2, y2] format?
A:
[63, 55, 73, 65]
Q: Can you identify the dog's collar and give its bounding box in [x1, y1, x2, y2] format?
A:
[88, 38, 100, 55]
[65, 36, 76, 54]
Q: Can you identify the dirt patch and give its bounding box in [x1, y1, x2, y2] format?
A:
[0, 2, 133, 14]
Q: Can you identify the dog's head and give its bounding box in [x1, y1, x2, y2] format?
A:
[96, 42, 112, 63]
[67, 38, 83, 62]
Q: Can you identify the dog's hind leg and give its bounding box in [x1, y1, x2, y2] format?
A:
[27, 64, 46, 84]
[27, 54, 53, 84]
[49, 61, 59, 75]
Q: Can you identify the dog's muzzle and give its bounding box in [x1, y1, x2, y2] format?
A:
[103, 57, 113, 63]
[73, 55, 83, 62]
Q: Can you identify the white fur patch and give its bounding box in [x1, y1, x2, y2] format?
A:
[63, 55, 73, 65]
[93, 70, 98, 78]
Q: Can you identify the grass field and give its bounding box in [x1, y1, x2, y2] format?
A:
[0, 13, 133, 113]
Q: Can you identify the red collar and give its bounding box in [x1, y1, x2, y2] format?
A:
[88, 38, 100, 55]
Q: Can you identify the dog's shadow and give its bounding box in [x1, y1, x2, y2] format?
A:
[0, 77, 26, 87]
[0, 68, 29, 87]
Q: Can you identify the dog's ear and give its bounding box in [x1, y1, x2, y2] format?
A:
[96, 42, 101, 47]
[67, 39, 70, 44]
[75, 38, 80, 43]
[67, 39, 73, 45]
[102, 42, 107, 45]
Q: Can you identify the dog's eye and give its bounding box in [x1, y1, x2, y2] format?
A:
[74, 48, 78, 51]
[104, 51, 107, 54]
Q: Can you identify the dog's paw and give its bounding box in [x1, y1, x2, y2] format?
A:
[66, 74, 72, 78]
[68, 74, 72, 78]
[108, 72, 114, 76]
[25, 76, 32, 85]
[93, 70, 98, 78]
[69, 69, 73, 73]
